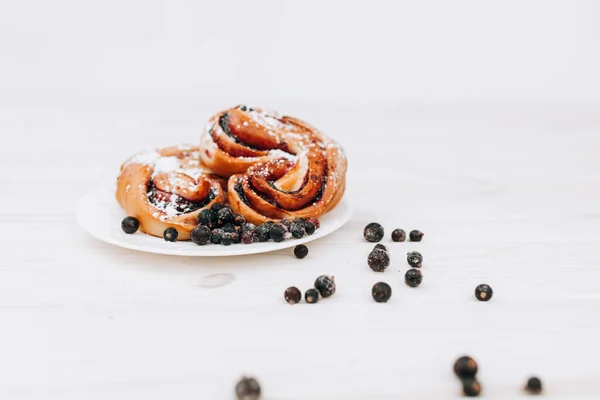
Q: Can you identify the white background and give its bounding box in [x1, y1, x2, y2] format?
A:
[1, 1, 600, 399]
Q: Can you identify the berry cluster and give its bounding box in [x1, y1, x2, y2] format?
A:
[284, 275, 336, 305]
[363, 222, 424, 243]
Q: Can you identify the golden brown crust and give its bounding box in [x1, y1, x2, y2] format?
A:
[116, 145, 226, 240]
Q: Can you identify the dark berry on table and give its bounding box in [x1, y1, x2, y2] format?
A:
[235, 376, 261, 400]
[372, 282, 392, 303]
[190, 225, 211, 245]
[163, 227, 178, 242]
[475, 284, 493, 301]
[290, 221, 306, 239]
[374, 244, 388, 252]
[462, 378, 481, 397]
[294, 244, 309, 259]
[198, 209, 218, 228]
[269, 223, 286, 242]
[234, 214, 246, 226]
[222, 223, 236, 233]
[253, 224, 271, 242]
[241, 223, 256, 233]
[305, 288, 319, 304]
[307, 217, 320, 229]
[525, 377, 542, 394]
[121, 216, 139, 234]
[368, 249, 390, 272]
[392, 229, 406, 242]
[280, 218, 293, 230]
[364, 222, 384, 242]
[221, 232, 234, 246]
[407, 251, 423, 268]
[211, 229, 224, 244]
[314, 275, 336, 298]
[241, 231, 254, 244]
[409, 229, 424, 242]
[454, 356, 478, 379]
[304, 221, 316, 235]
[405, 268, 423, 287]
[284, 287, 302, 304]
[217, 207, 235, 225]
[211, 202, 226, 212]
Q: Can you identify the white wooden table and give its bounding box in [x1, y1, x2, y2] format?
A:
[1, 103, 599, 399]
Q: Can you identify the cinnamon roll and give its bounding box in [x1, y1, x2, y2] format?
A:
[201, 106, 347, 225]
[116, 145, 227, 240]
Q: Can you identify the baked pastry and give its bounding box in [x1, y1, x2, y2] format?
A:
[116, 145, 227, 240]
[201, 106, 347, 225]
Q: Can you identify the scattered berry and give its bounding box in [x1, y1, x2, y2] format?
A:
[462, 378, 481, 397]
[475, 284, 493, 301]
[235, 376, 261, 400]
[211, 202, 226, 212]
[253, 224, 271, 242]
[163, 227, 178, 242]
[221, 232, 235, 246]
[234, 214, 246, 226]
[304, 221, 316, 235]
[284, 287, 302, 305]
[407, 251, 423, 268]
[211, 229, 224, 244]
[305, 288, 319, 304]
[364, 222, 385, 242]
[294, 245, 309, 259]
[454, 356, 478, 379]
[372, 282, 392, 303]
[405, 268, 423, 287]
[121, 216, 139, 234]
[222, 223, 236, 233]
[198, 209, 218, 228]
[269, 223, 286, 242]
[190, 225, 211, 245]
[314, 275, 336, 298]
[392, 229, 406, 242]
[374, 244, 388, 252]
[290, 221, 306, 239]
[307, 217, 320, 229]
[241, 231, 254, 244]
[280, 218, 293, 230]
[368, 249, 390, 272]
[525, 377, 542, 394]
[409, 229, 424, 242]
[217, 207, 235, 225]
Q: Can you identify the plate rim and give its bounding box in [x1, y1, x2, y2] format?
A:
[76, 182, 352, 257]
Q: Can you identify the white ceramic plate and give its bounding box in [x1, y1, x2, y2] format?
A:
[76, 182, 352, 256]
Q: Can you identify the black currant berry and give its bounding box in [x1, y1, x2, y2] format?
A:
[121, 216, 139, 234]
[241, 231, 254, 244]
[525, 376, 542, 394]
[372, 282, 392, 303]
[462, 378, 481, 397]
[290, 221, 306, 239]
[198, 209, 218, 228]
[221, 232, 234, 246]
[305, 221, 316, 235]
[314, 275, 336, 298]
[294, 245, 308, 259]
[241, 223, 256, 233]
[454, 356, 478, 379]
[217, 207, 235, 225]
[280, 218, 293, 230]
[211, 229, 224, 244]
[364, 222, 384, 242]
[392, 229, 406, 242]
[407, 251, 423, 268]
[307, 217, 320, 229]
[163, 227, 178, 242]
[234, 214, 246, 226]
[305, 288, 319, 304]
[368, 249, 390, 272]
[409, 230, 424, 242]
[190, 225, 211, 245]
[269, 223, 286, 242]
[253, 224, 270, 242]
[405, 268, 423, 287]
[374, 244, 388, 252]
[475, 284, 493, 301]
[284, 287, 302, 305]
[222, 223, 236, 233]
[235, 376, 261, 400]
[211, 202, 226, 212]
